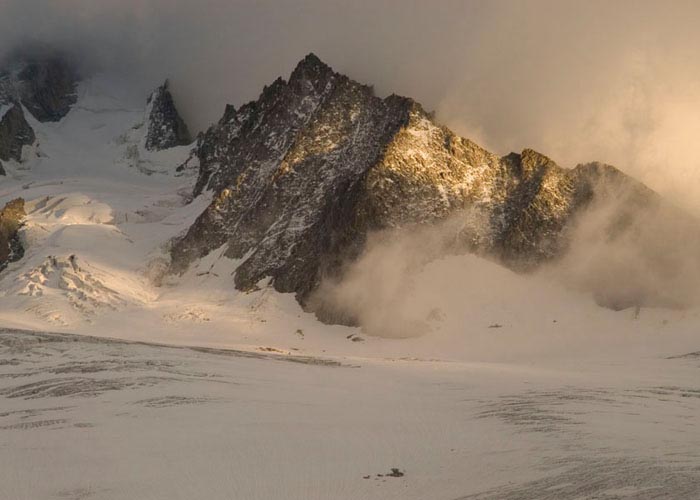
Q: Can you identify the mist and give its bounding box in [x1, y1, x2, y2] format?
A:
[312, 192, 700, 339]
[5, 1, 700, 337]
[4, 1, 700, 212]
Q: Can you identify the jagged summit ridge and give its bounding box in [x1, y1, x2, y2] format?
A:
[289, 52, 335, 88]
[190, 52, 348, 196]
[171, 54, 418, 298]
[164, 54, 700, 320]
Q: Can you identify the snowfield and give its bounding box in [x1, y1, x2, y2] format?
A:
[2, 328, 700, 500]
[0, 75, 699, 499]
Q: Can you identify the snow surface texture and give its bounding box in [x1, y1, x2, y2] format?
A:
[2, 328, 700, 500]
[0, 72, 700, 498]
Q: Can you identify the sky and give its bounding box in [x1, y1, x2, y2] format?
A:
[3, 0, 700, 211]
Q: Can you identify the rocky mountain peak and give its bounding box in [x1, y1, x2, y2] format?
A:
[0, 102, 36, 167]
[289, 53, 334, 83]
[170, 54, 700, 322]
[189, 54, 347, 197]
[144, 80, 192, 151]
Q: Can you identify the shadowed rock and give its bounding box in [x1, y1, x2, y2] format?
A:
[0, 103, 35, 163]
[0, 52, 78, 122]
[144, 80, 191, 151]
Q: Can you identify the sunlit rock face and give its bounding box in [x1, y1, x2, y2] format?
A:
[0, 198, 25, 272]
[171, 53, 699, 320]
[0, 53, 78, 122]
[144, 80, 191, 151]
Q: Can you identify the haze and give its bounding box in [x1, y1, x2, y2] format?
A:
[2, 0, 700, 211]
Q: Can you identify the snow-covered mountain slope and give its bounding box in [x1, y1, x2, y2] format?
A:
[0, 72, 196, 327]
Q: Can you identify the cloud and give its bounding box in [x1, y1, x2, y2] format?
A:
[4, 0, 700, 214]
[311, 190, 700, 337]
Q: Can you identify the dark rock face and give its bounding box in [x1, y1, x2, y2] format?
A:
[0, 103, 36, 163]
[0, 198, 25, 271]
[170, 53, 700, 319]
[172, 54, 414, 299]
[144, 81, 191, 151]
[0, 54, 78, 122]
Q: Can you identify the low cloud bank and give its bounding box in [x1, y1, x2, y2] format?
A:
[4, 1, 700, 212]
[313, 194, 700, 337]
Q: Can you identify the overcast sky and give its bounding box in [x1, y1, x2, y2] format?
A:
[3, 0, 700, 211]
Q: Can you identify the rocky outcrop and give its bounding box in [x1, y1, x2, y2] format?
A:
[0, 198, 25, 271]
[170, 53, 700, 320]
[144, 81, 191, 151]
[0, 53, 78, 122]
[0, 103, 35, 163]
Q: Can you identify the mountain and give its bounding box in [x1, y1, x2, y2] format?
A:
[0, 51, 697, 328]
[0, 103, 35, 169]
[144, 80, 192, 151]
[0, 52, 79, 176]
[170, 53, 700, 322]
[0, 54, 195, 287]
